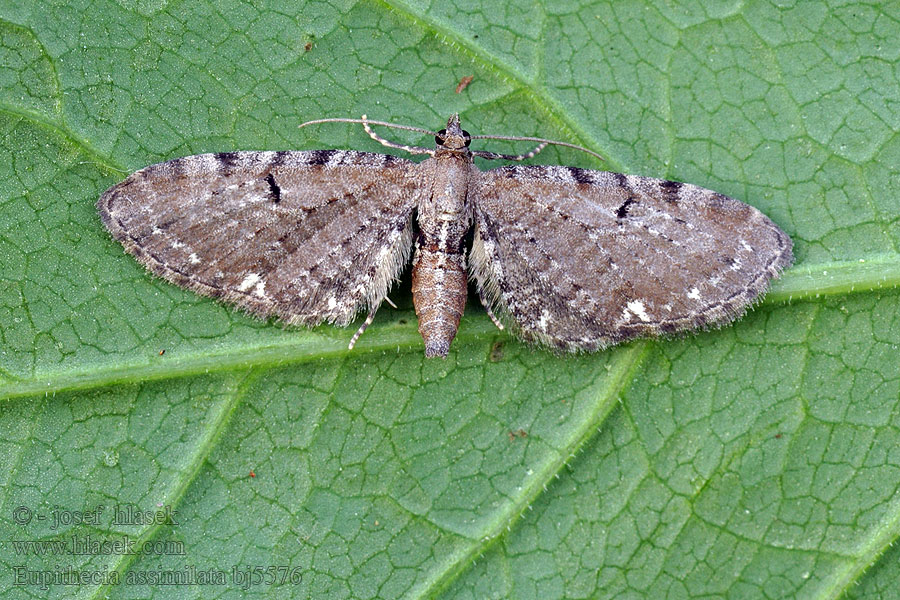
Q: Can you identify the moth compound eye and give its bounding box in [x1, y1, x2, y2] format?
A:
[435, 129, 447, 146]
[462, 130, 471, 147]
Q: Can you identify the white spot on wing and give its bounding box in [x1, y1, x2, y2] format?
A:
[253, 280, 266, 298]
[200, 154, 220, 171]
[238, 273, 262, 292]
[626, 300, 651, 322]
[327, 151, 347, 167]
[538, 309, 551, 331]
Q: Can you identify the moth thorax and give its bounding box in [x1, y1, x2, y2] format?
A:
[411, 248, 468, 358]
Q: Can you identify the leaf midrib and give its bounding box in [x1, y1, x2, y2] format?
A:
[3, 256, 899, 399]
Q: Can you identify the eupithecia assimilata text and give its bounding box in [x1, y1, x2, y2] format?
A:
[98, 114, 793, 357]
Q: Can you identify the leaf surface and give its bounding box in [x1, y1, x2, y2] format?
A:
[1, 1, 899, 598]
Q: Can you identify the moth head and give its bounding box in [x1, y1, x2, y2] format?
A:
[435, 114, 471, 150]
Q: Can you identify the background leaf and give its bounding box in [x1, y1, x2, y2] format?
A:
[1, 1, 899, 598]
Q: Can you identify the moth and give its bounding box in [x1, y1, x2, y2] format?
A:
[98, 115, 793, 357]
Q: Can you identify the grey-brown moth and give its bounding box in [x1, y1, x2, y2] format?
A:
[98, 115, 793, 357]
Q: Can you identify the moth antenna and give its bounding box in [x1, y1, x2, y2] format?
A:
[299, 117, 439, 137]
[299, 117, 603, 161]
[301, 116, 437, 156]
[470, 134, 605, 162]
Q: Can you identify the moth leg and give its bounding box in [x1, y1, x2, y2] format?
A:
[476, 288, 505, 331]
[348, 306, 379, 350]
[361, 115, 435, 156]
[472, 142, 548, 162]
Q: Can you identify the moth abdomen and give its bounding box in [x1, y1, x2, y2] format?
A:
[411, 247, 468, 358]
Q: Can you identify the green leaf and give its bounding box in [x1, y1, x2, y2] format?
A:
[1, 1, 899, 598]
